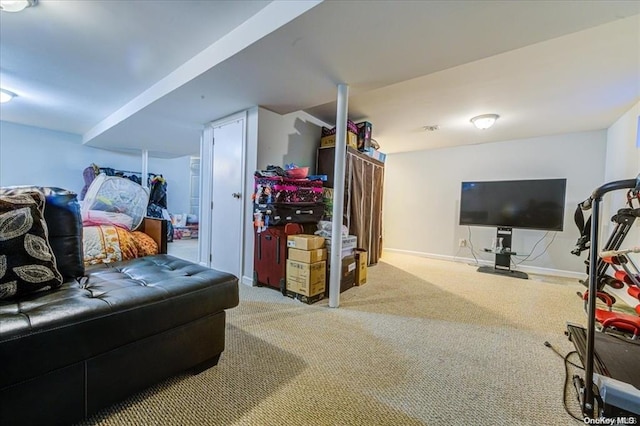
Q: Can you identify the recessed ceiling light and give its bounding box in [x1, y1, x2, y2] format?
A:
[470, 114, 499, 130]
[0, 0, 37, 12]
[0, 89, 17, 103]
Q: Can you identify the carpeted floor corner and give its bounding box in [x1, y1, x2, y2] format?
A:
[79, 252, 588, 425]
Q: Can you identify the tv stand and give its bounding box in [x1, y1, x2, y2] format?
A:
[478, 227, 528, 280]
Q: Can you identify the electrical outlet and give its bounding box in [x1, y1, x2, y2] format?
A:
[459, 238, 467, 247]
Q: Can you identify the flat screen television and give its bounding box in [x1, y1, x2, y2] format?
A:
[459, 178, 567, 231]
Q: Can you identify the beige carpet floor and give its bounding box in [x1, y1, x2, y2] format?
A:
[79, 252, 590, 426]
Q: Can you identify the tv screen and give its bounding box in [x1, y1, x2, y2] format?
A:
[459, 179, 567, 231]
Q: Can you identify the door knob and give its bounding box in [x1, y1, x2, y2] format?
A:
[232, 192, 241, 199]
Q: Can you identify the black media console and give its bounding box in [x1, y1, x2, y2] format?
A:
[478, 227, 528, 280]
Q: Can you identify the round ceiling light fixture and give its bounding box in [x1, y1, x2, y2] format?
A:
[0, 0, 37, 12]
[0, 89, 17, 103]
[470, 114, 499, 130]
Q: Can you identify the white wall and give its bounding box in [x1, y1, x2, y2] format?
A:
[257, 107, 327, 173]
[148, 155, 193, 215]
[605, 101, 640, 182]
[603, 101, 640, 250]
[0, 121, 194, 214]
[1, 121, 141, 194]
[383, 130, 608, 276]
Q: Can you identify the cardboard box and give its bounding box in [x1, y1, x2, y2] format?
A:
[356, 121, 372, 151]
[325, 235, 357, 251]
[287, 234, 325, 250]
[286, 260, 326, 297]
[288, 247, 327, 264]
[324, 254, 356, 295]
[342, 255, 357, 289]
[321, 119, 358, 137]
[320, 131, 358, 150]
[326, 247, 354, 263]
[285, 290, 324, 305]
[354, 248, 367, 286]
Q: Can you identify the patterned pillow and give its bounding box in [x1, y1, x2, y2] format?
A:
[0, 191, 63, 300]
[0, 186, 84, 279]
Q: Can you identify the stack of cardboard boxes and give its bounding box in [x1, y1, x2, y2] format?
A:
[319, 119, 384, 162]
[324, 235, 368, 293]
[285, 235, 327, 304]
[320, 119, 359, 150]
[285, 234, 368, 304]
[319, 120, 374, 155]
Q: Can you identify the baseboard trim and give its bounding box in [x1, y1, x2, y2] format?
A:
[383, 248, 585, 279]
[241, 275, 254, 287]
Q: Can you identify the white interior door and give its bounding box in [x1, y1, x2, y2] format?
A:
[210, 118, 245, 277]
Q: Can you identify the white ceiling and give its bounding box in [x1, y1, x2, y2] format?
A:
[0, 0, 638, 158]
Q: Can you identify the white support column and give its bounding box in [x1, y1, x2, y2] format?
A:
[141, 149, 149, 189]
[329, 83, 349, 308]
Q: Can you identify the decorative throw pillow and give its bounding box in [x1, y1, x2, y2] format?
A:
[0, 191, 63, 300]
[0, 186, 85, 279]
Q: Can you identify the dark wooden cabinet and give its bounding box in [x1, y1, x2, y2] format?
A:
[316, 147, 384, 265]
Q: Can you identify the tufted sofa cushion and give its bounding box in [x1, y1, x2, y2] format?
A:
[0, 255, 239, 388]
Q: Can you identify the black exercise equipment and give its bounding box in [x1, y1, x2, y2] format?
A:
[573, 187, 640, 293]
[566, 175, 640, 419]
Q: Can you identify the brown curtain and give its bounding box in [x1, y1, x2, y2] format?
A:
[371, 162, 384, 264]
[346, 151, 384, 265]
[317, 147, 385, 265]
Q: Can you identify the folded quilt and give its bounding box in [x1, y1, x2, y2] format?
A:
[83, 225, 157, 265]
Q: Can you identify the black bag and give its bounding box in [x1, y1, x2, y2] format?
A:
[255, 202, 324, 226]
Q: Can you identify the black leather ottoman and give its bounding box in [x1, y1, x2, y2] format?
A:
[0, 255, 239, 426]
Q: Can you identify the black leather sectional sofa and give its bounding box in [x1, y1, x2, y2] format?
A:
[0, 187, 239, 426]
